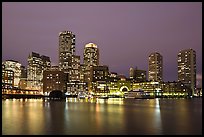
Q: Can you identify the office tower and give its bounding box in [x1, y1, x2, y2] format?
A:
[178, 49, 196, 96]
[135, 68, 146, 82]
[2, 60, 21, 87]
[148, 52, 163, 82]
[91, 65, 109, 82]
[2, 64, 14, 90]
[83, 43, 99, 82]
[27, 52, 51, 90]
[19, 66, 27, 89]
[59, 31, 75, 81]
[43, 66, 66, 95]
[70, 55, 80, 82]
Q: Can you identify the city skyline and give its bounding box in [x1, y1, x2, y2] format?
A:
[2, 2, 202, 87]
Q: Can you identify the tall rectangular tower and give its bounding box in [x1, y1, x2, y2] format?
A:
[59, 31, 75, 82]
[178, 49, 196, 96]
[148, 52, 163, 82]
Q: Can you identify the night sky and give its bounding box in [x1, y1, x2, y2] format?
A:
[2, 2, 202, 87]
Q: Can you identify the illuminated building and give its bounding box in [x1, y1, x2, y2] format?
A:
[70, 55, 80, 82]
[2, 60, 21, 87]
[79, 64, 86, 82]
[83, 43, 99, 82]
[42, 66, 66, 95]
[135, 68, 146, 82]
[178, 49, 196, 96]
[2, 64, 14, 90]
[59, 31, 75, 82]
[27, 52, 51, 90]
[148, 52, 163, 82]
[129, 67, 146, 82]
[129, 67, 134, 79]
[19, 66, 27, 89]
[91, 65, 109, 82]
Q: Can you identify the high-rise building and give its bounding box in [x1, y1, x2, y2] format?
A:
[70, 55, 80, 82]
[2, 64, 14, 90]
[19, 66, 27, 89]
[148, 52, 163, 82]
[27, 52, 51, 91]
[83, 43, 99, 82]
[178, 49, 196, 96]
[2, 60, 21, 87]
[129, 67, 134, 79]
[135, 68, 146, 82]
[59, 31, 75, 82]
[91, 65, 109, 82]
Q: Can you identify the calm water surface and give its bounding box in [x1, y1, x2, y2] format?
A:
[2, 98, 202, 135]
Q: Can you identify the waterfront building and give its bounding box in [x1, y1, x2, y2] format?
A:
[70, 55, 80, 82]
[2, 64, 14, 91]
[91, 65, 109, 82]
[107, 72, 120, 82]
[79, 64, 86, 82]
[129, 67, 146, 82]
[42, 66, 66, 95]
[91, 65, 109, 94]
[27, 52, 51, 91]
[178, 49, 196, 96]
[59, 31, 75, 82]
[148, 52, 163, 82]
[83, 43, 99, 83]
[19, 66, 27, 89]
[129, 67, 134, 79]
[2, 60, 21, 87]
[135, 68, 147, 82]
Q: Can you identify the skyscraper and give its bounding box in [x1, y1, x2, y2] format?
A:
[27, 52, 51, 90]
[178, 49, 196, 96]
[59, 31, 75, 81]
[148, 52, 163, 82]
[83, 43, 99, 82]
[129, 67, 134, 79]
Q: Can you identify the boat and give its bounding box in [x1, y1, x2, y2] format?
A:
[124, 89, 155, 99]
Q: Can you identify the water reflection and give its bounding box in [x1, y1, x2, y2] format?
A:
[2, 98, 202, 135]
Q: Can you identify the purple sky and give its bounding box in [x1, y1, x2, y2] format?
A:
[2, 2, 202, 86]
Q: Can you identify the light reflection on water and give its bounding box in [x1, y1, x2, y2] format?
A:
[2, 98, 202, 135]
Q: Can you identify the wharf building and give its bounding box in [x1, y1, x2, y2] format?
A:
[27, 52, 51, 91]
[148, 52, 163, 82]
[129, 67, 147, 82]
[178, 49, 196, 96]
[2, 64, 14, 91]
[90, 65, 109, 95]
[42, 66, 67, 95]
[2, 60, 21, 88]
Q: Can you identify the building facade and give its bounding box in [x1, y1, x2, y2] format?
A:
[83, 43, 99, 83]
[27, 52, 51, 91]
[59, 31, 75, 82]
[2, 64, 14, 91]
[43, 66, 66, 95]
[19, 66, 27, 89]
[2, 60, 21, 87]
[148, 52, 163, 82]
[70, 55, 80, 82]
[178, 49, 196, 96]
